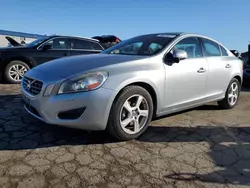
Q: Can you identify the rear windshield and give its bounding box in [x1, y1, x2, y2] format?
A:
[101, 34, 176, 56]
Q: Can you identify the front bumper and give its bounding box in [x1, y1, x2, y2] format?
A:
[21, 83, 116, 131]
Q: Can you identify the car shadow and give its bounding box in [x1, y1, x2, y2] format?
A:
[0, 93, 250, 186]
[139, 125, 250, 186]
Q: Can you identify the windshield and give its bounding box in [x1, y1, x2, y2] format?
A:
[101, 34, 176, 56]
[26, 36, 50, 47]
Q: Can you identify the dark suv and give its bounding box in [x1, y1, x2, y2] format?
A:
[0, 35, 120, 84]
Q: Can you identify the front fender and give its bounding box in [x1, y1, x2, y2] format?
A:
[102, 69, 165, 114]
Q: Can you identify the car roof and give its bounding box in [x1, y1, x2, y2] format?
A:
[137, 32, 215, 38]
[136, 32, 184, 38]
[46, 35, 100, 42]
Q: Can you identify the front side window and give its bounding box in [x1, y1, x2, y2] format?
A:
[44, 38, 69, 49]
[102, 34, 176, 56]
[173, 37, 203, 59]
[202, 38, 221, 57]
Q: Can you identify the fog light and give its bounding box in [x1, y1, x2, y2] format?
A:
[58, 107, 86, 120]
[44, 84, 55, 96]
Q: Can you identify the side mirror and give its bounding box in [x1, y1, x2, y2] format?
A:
[173, 49, 188, 61]
[164, 49, 188, 64]
[42, 44, 52, 51]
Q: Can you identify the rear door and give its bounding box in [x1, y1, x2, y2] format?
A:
[69, 38, 104, 56]
[33, 37, 71, 64]
[200, 37, 232, 97]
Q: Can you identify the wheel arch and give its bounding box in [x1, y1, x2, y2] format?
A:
[233, 75, 242, 85]
[2, 56, 35, 71]
[0, 56, 35, 81]
[110, 81, 159, 118]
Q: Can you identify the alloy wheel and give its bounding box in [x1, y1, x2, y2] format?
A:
[8, 64, 27, 82]
[228, 82, 239, 106]
[119, 94, 149, 135]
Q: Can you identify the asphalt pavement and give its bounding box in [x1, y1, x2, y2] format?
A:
[0, 84, 250, 188]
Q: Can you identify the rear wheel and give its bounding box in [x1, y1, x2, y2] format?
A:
[4, 60, 30, 84]
[106, 85, 154, 141]
[217, 78, 240, 109]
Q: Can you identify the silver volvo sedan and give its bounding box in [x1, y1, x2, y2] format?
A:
[21, 32, 243, 140]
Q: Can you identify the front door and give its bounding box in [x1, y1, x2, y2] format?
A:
[163, 37, 208, 111]
[32, 37, 71, 65]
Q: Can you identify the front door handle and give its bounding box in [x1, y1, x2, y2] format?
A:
[225, 64, 231, 68]
[197, 67, 206, 73]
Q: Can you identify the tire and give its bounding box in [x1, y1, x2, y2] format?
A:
[217, 78, 241, 109]
[4, 60, 30, 84]
[106, 85, 154, 141]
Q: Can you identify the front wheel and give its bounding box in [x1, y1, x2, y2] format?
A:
[4, 60, 30, 84]
[217, 78, 241, 109]
[106, 85, 154, 141]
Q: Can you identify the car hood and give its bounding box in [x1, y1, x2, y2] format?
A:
[32, 54, 149, 79]
[0, 46, 31, 51]
[5, 36, 22, 46]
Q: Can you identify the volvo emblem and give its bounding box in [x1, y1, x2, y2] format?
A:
[26, 81, 31, 90]
[25, 80, 35, 91]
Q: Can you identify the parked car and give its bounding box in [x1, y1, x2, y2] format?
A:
[243, 60, 250, 86]
[230, 50, 241, 58]
[21, 32, 243, 140]
[92, 35, 121, 49]
[0, 35, 120, 84]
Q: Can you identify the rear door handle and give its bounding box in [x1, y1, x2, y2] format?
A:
[225, 64, 231, 68]
[197, 67, 206, 73]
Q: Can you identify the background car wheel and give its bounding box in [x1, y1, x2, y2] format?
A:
[217, 78, 241, 109]
[4, 60, 30, 84]
[107, 85, 154, 141]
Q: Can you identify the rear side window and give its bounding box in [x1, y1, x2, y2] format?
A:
[70, 39, 93, 50]
[201, 38, 221, 57]
[45, 38, 70, 49]
[220, 46, 228, 56]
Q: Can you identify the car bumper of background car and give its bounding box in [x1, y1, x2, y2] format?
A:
[243, 69, 250, 85]
[21, 86, 116, 131]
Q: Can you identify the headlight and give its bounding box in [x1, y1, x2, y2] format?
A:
[58, 71, 108, 94]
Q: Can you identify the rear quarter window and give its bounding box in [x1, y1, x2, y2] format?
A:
[220, 46, 228, 56]
[201, 38, 221, 57]
[91, 42, 103, 51]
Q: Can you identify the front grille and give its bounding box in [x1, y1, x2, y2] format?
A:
[22, 76, 43, 95]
